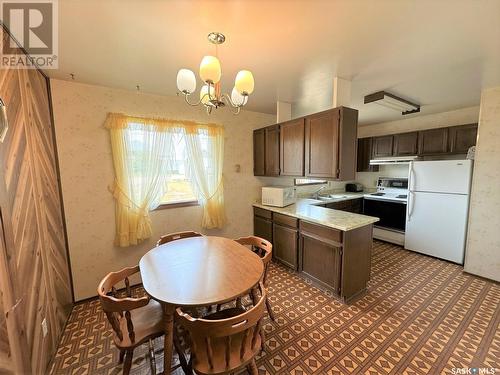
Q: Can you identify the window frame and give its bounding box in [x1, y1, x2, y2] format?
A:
[155, 199, 199, 210]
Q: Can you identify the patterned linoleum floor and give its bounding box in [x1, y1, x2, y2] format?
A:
[50, 241, 500, 375]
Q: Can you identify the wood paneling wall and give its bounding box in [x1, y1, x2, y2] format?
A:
[0, 26, 73, 374]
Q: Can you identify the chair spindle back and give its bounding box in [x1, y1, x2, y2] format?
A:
[156, 231, 203, 247]
[176, 283, 266, 373]
[97, 265, 149, 344]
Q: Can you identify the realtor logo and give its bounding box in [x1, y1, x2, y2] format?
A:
[1, 0, 58, 69]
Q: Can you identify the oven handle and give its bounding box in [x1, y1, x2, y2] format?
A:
[407, 191, 415, 221]
[363, 196, 407, 204]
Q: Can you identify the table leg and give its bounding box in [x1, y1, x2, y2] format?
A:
[162, 304, 175, 375]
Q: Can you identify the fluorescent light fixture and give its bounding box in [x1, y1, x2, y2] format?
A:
[364, 91, 420, 115]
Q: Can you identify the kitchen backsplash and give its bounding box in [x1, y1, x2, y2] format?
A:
[257, 164, 410, 195]
[356, 164, 410, 188]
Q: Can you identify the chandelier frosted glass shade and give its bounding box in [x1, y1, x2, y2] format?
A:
[231, 87, 248, 106]
[176, 69, 197, 94]
[235, 70, 254, 95]
[199, 56, 222, 84]
[200, 84, 216, 105]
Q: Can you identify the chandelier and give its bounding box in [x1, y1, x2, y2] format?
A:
[176, 32, 254, 115]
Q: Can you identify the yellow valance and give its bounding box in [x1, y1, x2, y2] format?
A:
[104, 112, 224, 136]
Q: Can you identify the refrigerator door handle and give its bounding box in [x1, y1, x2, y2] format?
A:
[409, 161, 415, 192]
[408, 191, 415, 221]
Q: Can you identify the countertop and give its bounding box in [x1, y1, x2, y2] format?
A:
[253, 197, 379, 232]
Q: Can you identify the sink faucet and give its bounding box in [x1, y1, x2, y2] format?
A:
[312, 185, 327, 199]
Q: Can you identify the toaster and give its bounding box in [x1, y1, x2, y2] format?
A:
[345, 183, 363, 192]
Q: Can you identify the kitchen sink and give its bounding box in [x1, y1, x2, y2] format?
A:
[316, 196, 332, 201]
[329, 194, 349, 199]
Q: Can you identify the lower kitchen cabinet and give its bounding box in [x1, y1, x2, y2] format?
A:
[254, 215, 273, 242]
[298, 220, 373, 302]
[300, 232, 342, 294]
[253, 206, 374, 302]
[273, 223, 298, 269]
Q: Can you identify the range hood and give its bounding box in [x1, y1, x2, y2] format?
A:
[370, 155, 419, 165]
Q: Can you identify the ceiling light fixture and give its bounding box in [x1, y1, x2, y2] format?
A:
[364, 91, 420, 115]
[176, 32, 254, 115]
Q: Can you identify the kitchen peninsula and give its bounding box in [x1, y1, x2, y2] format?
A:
[253, 199, 379, 302]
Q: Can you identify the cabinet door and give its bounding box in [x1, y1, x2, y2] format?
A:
[264, 125, 280, 176]
[253, 129, 265, 176]
[273, 223, 298, 269]
[300, 233, 342, 294]
[372, 135, 394, 158]
[357, 138, 379, 172]
[305, 109, 339, 178]
[350, 199, 362, 214]
[280, 118, 305, 176]
[254, 215, 272, 243]
[449, 124, 478, 154]
[393, 132, 418, 156]
[418, 128, 448, 155]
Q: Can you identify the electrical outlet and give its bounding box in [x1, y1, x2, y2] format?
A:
[41, 318, 48, 337]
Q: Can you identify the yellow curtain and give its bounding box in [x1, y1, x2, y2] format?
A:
[184, 126, 226, 229]
[105, 113, 225, 246]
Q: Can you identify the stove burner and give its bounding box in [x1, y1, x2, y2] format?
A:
[371, 192, 385, 196]
[396, 194, 407, 199]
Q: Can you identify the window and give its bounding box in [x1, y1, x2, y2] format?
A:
[294, 178, 328, 186]
[126, 127, 198, 207]
[106, 113, 226, 246]
[160, 132, 198, 206]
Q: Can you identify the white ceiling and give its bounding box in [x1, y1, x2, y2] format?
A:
[50, 0, 500, 124]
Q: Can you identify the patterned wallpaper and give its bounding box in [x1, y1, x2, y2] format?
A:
[465, 86, 500, 282]
[50, 79, 274, 300]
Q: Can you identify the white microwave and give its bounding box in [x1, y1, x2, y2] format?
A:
[261, 186, 296, 207]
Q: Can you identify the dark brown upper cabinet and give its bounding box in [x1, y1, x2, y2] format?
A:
[448, 124, 478, 154]
[280, 118, 305, 176]
[305, 107, 358, 180]
[253, 128, 265, 176]
[254, 106, 358, 180]
[372, 135, 394, 158]
[393, 132, 418, 156]
[305, 110, 339, 178]
[265, 125, 280, 176]
[418, 128, 449, 155]
[357, 138, 379, 172]
[253, 125, 280, 176]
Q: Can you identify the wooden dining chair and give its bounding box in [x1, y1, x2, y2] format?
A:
[156, 230, 203, 246]
[234, 236, 275, 322]
[176, 283, 266, 375]
[97, 266, 187, 375]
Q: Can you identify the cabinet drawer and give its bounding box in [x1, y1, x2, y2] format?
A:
[254, 207, 272, 219]
[299, 221, 343, 244]
[273, 213, 298, 228]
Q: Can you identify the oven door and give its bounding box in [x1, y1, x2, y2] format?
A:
[363, 198, 407, 232]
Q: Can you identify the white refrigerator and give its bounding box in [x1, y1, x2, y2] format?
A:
[405, 160, 472, 264]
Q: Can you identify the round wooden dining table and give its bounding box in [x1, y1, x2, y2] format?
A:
[139, 236, 264, 375]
